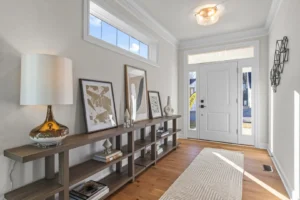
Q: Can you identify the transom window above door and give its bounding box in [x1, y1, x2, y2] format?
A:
[84, 0, 159, 67]
[188, 46, 254, 64]
[89, 14, 149, 59]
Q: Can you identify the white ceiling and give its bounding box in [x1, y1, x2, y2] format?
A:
[134, 0, 273, 41]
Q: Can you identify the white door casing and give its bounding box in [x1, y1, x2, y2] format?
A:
[183, 40, 259, 147]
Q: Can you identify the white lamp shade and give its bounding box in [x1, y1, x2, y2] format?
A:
[20, 54, 73, 105]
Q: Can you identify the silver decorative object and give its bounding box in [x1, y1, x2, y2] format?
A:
[103, 139, 112, 155]
[164, 96, 174, 116]
[124, 109, 133, 128]
[123, 93, 136, 128]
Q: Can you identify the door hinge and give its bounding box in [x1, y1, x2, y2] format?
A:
[237, 68, 239, 73]
[236, 129, 238, 134]
[236, 98, 238, 103]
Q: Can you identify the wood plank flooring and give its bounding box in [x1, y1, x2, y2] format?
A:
[108, 139, 289, 200]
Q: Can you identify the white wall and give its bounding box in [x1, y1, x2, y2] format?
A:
[178, 35, 269, 147]
[269, 0, 300, 199]
[0, 0, 178, 198]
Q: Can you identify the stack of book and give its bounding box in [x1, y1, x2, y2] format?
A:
[70, 180, 109, 200]
[156, 141, 163, 155]
[93, 150, 123, 163]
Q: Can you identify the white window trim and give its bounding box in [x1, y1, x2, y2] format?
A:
[188, 46, 255, 64]
[83, 0, 159, 68]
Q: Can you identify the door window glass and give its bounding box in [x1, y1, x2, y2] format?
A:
[189, 72, 197, 130]
[242, 67, 252, 136]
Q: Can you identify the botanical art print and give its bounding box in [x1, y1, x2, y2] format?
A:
[125, 65, 149, 121]
[148, 91, 163, 118]
[80, 79, 118, 132]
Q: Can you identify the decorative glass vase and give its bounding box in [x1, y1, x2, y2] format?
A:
[164, 96, 174, 116]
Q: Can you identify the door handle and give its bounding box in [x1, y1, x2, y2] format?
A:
[200, 105, 206, 108]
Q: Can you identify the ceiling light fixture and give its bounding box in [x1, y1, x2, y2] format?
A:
[195, 1, 227, 26]
[195, 6, 219, 26]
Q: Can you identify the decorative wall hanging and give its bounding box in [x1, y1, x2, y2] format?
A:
[125, 65, 149, 122]
[270, 36, 289, 92]
[80, 79, 118, 133]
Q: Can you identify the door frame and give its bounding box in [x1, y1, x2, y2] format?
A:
[183, 40, 260, 147]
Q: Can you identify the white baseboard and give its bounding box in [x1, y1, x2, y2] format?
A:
[257, 143, 268, 149]
[268, 148, 294, 200]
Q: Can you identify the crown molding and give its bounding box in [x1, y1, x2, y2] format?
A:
[265, 0, 284, 31]
[114, 0, 281, 50]
[115, 0, 179, 48]
[179, 27, 268, 50]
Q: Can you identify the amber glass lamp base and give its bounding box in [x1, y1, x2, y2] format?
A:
[30, 105, 69, 148]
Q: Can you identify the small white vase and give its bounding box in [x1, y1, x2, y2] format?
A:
[164, 96, 174, 116]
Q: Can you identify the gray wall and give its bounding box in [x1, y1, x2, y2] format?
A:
[269, 0, 300, 198]
[0, 0, 178, 198]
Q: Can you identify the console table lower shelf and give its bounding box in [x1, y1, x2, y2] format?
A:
[4, 143, 179, 200]
[93, 142, 179, 200]
[4, 115, 181, 200]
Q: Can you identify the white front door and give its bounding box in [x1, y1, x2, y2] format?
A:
[199, 62, 238, 143]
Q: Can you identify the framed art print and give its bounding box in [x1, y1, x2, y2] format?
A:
[80, 79, 118, 133]
[148, 91, 163, 119]
[125, 65, 149, 122]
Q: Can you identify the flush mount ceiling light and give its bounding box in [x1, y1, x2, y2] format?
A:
[195, 5, 219, 26]
[195, 1, 226, 26]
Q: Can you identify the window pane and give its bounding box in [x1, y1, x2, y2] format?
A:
[130, 37, 139, 54]
[188, 46, 254, 64]
[89, 14, 101, 39]
[117, 30, 129, 50]
[242, 67, 252, 136]
[139, 42, 148, 59]
[102, 21, 117, 45]
[189, 72, 197, 130]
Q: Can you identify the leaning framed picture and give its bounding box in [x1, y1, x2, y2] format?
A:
[79, 79, 118, 133]
[148, 91, 163, 119]
[125, 65, 149, 122]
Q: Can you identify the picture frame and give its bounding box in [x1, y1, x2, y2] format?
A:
[124, 65, 149, 122]
[79, 79, 118, 133]
[148, 91, 163, 119]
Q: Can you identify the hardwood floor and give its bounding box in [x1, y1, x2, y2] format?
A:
[108, 139, 289, 200]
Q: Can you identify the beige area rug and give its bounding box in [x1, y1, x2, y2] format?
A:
[160, 148, 244, 200]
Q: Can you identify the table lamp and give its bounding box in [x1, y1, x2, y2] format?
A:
[20, 54, 73, 147]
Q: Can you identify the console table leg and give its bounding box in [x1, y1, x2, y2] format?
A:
[128, 131, 135, 182]
[173, 119, 177, 147]
[164, 122, 168, 145]
[151, 125, 156, 165]
[141, 128, 145, 158]
[59, 151, 69, 200]
[45, 155, 55, 200]
[116, 135, 122, 173]
[164, 121, 168, 131]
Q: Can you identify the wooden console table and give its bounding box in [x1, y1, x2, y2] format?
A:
[4, 115, 181, 200]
